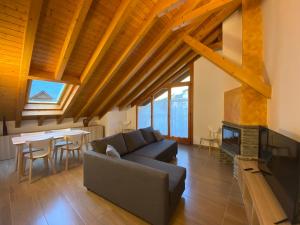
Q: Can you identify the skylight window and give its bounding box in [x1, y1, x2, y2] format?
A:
[28, 80, 66, 104]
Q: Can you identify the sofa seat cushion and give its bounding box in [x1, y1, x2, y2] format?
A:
[139, 127, 156, 144]
[129, 139, 177, 161]
[123, 154, 186, 207]
[91, 133, 128, 156]
[123, 130, 147, 152]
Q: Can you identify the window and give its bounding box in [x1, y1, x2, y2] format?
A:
[137, 100, 151, 129]
[170, 86, 189, 138]
[180, 76, 190, 82]
[136, 71, 192, 143]
[29, 80, 66, 104]
[153, 90, 168, 135]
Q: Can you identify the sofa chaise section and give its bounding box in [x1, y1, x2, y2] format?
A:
[84, 150, 170, 225]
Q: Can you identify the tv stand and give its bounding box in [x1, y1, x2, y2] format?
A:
[236, 159, 292, 225]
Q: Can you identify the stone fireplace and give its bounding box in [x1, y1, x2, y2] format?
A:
[222, 121, 260, 158]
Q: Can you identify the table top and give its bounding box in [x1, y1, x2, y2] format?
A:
[11, 129, 90, 145]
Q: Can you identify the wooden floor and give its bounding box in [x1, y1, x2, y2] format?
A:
[0, 145, 248, 225]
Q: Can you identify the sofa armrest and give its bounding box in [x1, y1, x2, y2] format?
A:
[83, 151, 169, 225]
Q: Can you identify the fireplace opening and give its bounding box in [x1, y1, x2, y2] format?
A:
[222, 125, 241, 157]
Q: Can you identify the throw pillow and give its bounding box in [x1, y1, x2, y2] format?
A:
[106, 145, 121, 159]
[122, 130, 147, 152]
[140, 127, 156, 144]
[153, 130, 164, 141]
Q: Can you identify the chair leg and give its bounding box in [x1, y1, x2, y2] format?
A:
[43, 157, 48, 169]
[23, 158, 27, 174]
[48, 156, 56, 174]
[60, 149, 64, 161]
[72, 150, 75, 158]
[29, 159, 33, 183]
[65, 151, 69, 171]
[15, 151, 19, 172]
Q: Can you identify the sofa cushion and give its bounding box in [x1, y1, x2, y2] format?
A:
[123, 130, 147, 152]
[129, 139, 177, 161]
[123, 154, 186, 206]
[91, 133, 128, 155]
[139, 127, 156, 144]
[153, 130, 164, 141]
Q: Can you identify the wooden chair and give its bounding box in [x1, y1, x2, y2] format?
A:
[60, 134, 83, 170]
[24, 137, 56, 183]
[47, 128, 72, 161]
[15, 131, 46, 171]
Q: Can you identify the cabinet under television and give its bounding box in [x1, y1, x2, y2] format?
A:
[237, 159, 296, 225]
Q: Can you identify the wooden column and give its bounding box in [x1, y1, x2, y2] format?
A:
[224, 0, 268, 126]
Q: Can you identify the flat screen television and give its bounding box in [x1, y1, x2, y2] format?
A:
[258, 127, 300, 224]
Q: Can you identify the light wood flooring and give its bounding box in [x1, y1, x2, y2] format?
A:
[0, 145, 248, 225]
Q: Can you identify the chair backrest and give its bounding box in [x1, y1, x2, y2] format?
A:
[208, 126, 221, 139]
[64, 134, 83, 148]
[25, 137, 53, 159]
[21, 131, 46, 137]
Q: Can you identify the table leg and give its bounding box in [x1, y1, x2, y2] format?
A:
[17, 145, 23, 182]
[84, 134, 88, 151]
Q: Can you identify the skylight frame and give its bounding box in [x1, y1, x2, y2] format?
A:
[26, 79, 67, 105]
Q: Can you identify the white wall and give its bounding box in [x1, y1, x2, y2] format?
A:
[193, 11, 242, 145]
[262, 0, 300, 141]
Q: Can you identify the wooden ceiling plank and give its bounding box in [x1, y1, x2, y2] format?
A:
[29, 68, 80, 85]
[75, 1, 197, 123]
[83, 1, 206, 122]
[116, 2, 240, 109]
[16, 0, 43, 128]
[172, 0, 237, 31]
[183, 35, 271, 97]
[135, 40, 221, 105]
[127, 51, 197, 108]
[57, 0, 137, 124]
[54, 0, 93, 80]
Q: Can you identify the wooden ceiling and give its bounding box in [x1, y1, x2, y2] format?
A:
[0, 0, 244, 126]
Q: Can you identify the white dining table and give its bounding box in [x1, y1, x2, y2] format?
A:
[11, 129, 90, 181]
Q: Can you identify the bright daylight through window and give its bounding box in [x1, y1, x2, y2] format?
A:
[28, 80, 66, 104]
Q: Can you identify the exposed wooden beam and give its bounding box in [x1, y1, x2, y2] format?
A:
[117, 1, 240, 109]
[57, 0, 137, 124]
[157, 0, 187, 17]
[172, 0, 237, 30]
[76, 1, 201, 123]
[119, 27, 223, 108]
[209, 41, 223, 50]
[134, 39, 221, 105]
[29, 68, 80, 85]
[16, 0, 43, 127]
[127, 51, 197, 108]
[54, 0, 92, 80]
[183, 35, 271, 97]
[132, 55, 199, 107]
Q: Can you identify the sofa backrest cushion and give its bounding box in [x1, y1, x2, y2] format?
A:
[123, 130, 147, 152]
[91, 133, 128, 155]
[139, 127, 156, 144]
[153, 130, 164, 142]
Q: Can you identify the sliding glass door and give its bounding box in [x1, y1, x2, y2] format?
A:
[153, 90, 168, 135]
[137, 100, 151, 129]
[170, 86, 189, 138]
[137, 73, 192, 143]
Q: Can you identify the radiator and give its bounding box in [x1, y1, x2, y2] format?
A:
[0, 125, 104, 161]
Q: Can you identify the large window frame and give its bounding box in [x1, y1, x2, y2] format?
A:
[137, 69, 193, 144]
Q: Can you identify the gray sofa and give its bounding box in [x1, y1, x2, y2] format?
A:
[83, 127, 186, 225]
